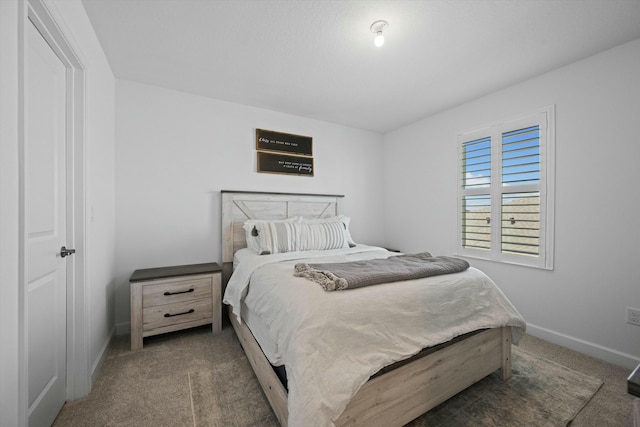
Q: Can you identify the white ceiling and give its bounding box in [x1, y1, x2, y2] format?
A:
[81, 0, 640, 133]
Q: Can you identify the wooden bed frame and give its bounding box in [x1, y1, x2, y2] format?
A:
[221, 190, 512, 427]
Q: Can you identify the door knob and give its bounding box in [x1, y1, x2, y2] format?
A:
[60, 246, 76, 258]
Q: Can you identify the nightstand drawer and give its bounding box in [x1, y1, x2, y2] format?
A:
[142, 298, 213, 335]
[142, 276, 212, 308]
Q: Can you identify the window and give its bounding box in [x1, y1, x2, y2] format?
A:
[457, 106, 555, 269]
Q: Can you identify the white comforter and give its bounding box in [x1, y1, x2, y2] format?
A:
[223, 245, 526, 427]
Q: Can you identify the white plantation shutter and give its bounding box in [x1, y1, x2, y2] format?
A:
[501, 125, 541, 257]
[462, 136, 491, 189]
[502, 126, 540, 186]
[501, 192, 540, 256]
[462, 194, 491, 250]
[457, 106, 555, 269]
[461, 134, 492, 251]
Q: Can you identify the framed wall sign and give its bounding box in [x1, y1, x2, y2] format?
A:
[256, 129, 312, 156]
[257, 152, 314, 176]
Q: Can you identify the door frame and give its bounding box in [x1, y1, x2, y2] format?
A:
[18, 0, 89, 423]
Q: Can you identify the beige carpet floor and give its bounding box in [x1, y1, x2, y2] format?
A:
[53, 321, 637, 427]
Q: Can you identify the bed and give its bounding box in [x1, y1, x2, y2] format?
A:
[220, 190, 526, 427]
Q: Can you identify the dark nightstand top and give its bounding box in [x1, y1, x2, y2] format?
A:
[130, 262, 221, 283]
[629, 364, 640, 397]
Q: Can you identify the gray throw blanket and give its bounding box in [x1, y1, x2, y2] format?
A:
[294, 252, 470, 291]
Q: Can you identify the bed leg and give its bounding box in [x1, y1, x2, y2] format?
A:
[501, 326, 512, 380]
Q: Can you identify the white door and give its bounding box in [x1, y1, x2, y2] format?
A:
[25, 19, 69, 427]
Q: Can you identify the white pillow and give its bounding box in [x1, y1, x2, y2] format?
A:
[242, 217, 298, 253]
[299, 215, 356, 247]
[254, 220, 349, 255]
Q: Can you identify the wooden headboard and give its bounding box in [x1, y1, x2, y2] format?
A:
[220, 191, 344, 286]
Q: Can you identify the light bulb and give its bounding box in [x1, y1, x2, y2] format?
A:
[374, 32, 384, 47]
[370, 20, 388, 47]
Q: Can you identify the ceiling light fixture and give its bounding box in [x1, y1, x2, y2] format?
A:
[370, 20, 388, 47]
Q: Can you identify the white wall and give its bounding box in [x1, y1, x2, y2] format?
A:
[114, 80, 385, 331]
[0, 0, 115, 424]
[383, 38, 640, 369]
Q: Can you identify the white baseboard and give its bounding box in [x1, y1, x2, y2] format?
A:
[90, 326, 115, 386]
[526, 323, 640, 370]
[115, 321, 130, 337]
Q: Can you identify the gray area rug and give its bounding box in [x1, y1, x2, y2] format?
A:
[190, 347, 603, 427]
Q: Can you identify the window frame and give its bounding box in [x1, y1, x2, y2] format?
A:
[456, 105, 555, 270]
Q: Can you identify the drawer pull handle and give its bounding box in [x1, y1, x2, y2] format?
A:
[164, 288, 195, 296]
[164, 309, 195, 318]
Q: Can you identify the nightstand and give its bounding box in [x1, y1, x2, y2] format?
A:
[130, 262, 222, 351]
